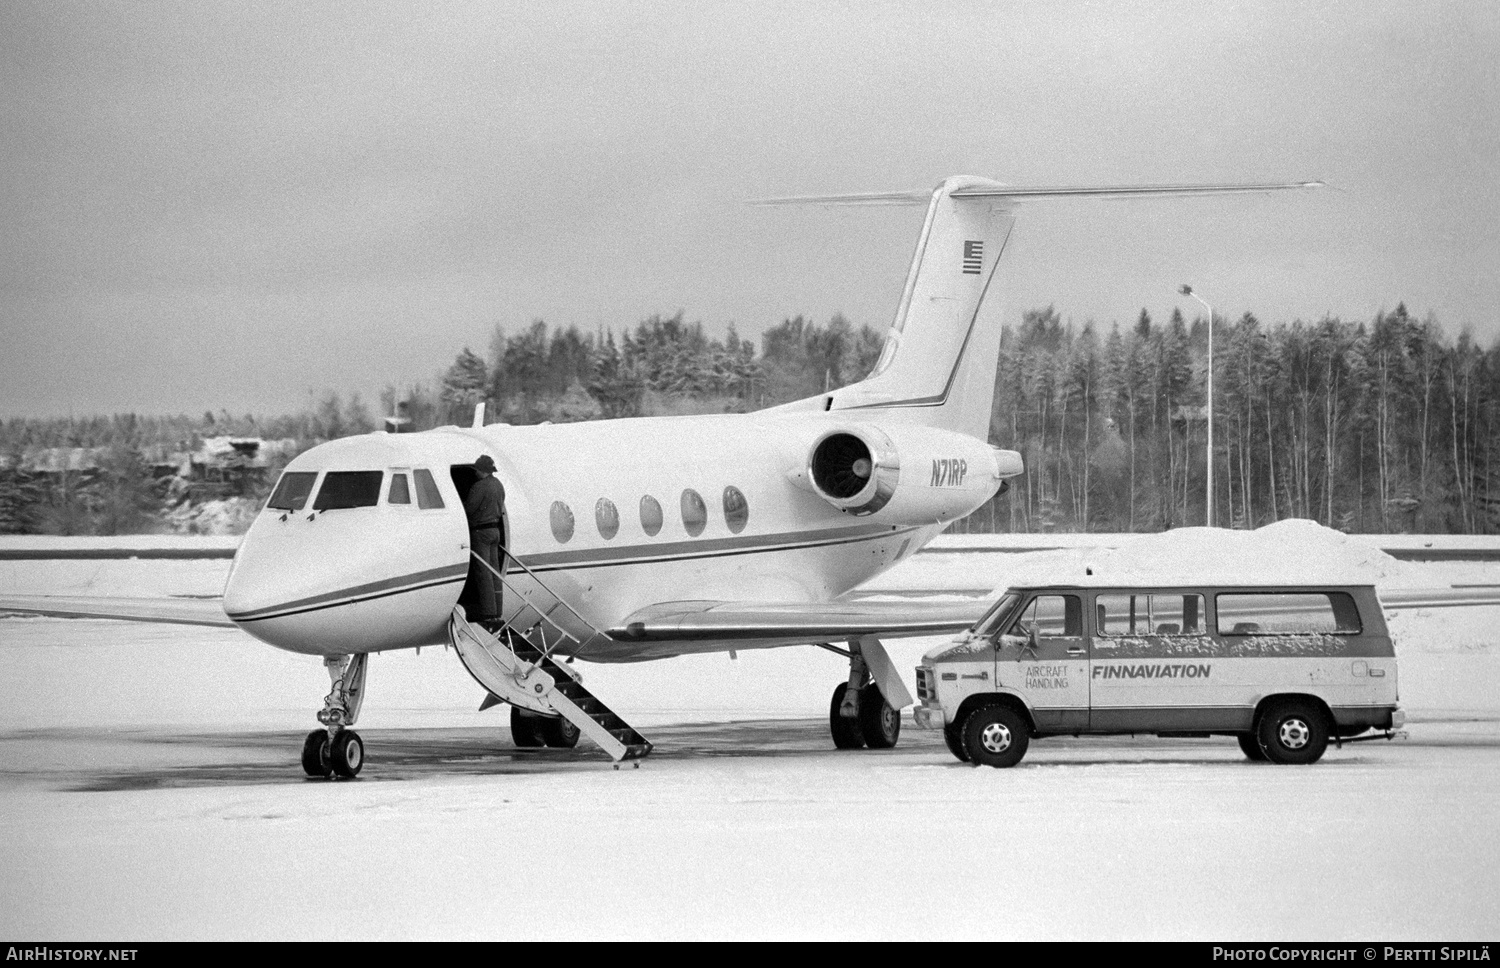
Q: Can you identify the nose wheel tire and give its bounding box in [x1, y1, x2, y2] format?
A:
[329, 730, 364, 778]
[829, 683, 865, 749]
[857, 683, 901, 749]
[301, 729, 333, 778]
[1256, 700, 1330, 765]
[963, 705, 1029, 768]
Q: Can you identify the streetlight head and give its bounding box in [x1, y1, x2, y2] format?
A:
[1178, 284, 1194, 296]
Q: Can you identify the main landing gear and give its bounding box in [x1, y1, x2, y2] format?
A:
[302, 652, 369, 780]
[826, 637, 908, 751]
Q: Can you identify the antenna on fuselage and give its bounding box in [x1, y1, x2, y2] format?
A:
[384, 399, 411, 434]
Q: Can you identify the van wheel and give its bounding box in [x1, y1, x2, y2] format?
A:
[1257, 700, 1330, 765]
[963, 706, 1029, 768]
[1236, 733, 1268, 762]
[943, 723, 971, 763]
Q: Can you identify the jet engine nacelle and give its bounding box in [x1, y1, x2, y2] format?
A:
[798, 424, 1022, 524]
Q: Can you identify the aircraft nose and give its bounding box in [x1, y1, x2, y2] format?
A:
[223, 509, 469, 655]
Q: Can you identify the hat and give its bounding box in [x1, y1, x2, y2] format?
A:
[474, 454, 496, 473]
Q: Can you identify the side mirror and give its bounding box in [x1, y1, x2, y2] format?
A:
[1028, 625, 1040, 651]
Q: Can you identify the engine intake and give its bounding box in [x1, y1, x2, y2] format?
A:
[809, 429, 898, 515]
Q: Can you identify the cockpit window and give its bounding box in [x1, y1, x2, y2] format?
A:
[388, 473, 412, 505]
[312, 471, 384, 510]
[413, 469, 445, 509]
[267, 471, 318, 511]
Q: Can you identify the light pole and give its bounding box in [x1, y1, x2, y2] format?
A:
[1179, 285, 1214, 528]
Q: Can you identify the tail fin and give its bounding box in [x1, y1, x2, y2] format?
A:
[758, 176, 1322, 440]
[826, 175, 1016, 439]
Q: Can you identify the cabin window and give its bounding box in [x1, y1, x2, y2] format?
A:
[388, 473, 412, 505]
[723, 486, 749, 534]
[1095, 593, 1204, 636]
[640, 495, 663, 536]
[550, 501, 575, 543]
[1216, 592, 1362, 636]
[267, 471, 317, 511]
[596, 498, 620, 540]
[312, 471, 384, 510]
[681, 489, 707, 537]
[413, 469, 445, 509]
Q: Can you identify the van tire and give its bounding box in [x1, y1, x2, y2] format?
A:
[1257, 700, 1330, 765]
[1236, 733, 1268, 762]
[943, 723, 971, 762]
[963, 706, 1029, 768]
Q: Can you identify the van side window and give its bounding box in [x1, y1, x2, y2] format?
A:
[413, 469, 445, 509]
[1216, 592, 1362, 635]
[1009, 594, 1082, 637]
[1096, 593, 1204, 636]
[388, 473, 412, 505]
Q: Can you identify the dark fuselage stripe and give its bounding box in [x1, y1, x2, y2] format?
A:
[228, 575, 467, 623]
[226, 524, 921, 624]
[226, 563, 469, 621]
[519, 523, 920, 572]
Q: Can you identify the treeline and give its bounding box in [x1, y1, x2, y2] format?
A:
[394, 312, 884, 427]
[4, 305, 1499, 535]
[983, 303, 1499, 535]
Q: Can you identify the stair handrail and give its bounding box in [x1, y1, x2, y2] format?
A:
[467, 549, 606, 668]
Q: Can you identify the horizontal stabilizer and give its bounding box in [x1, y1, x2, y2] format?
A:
[752, 181, 1324, 207]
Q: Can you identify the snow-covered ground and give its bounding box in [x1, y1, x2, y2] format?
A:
[2, 530, 1498, 939]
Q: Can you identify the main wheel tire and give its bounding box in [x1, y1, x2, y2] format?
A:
[510, 707, 546, 748]
[329, 729, 364, 778]
[301, 729, 332, 778]
[1237, 733, 1268, 762]
[943, 723, 971, 763]
[1257, 699, 1330, 765]
[829, 683, 865, 749]
[540, 714, 581, 749]
[857, 683, 901, 749]
[962, 705, 1029, 768]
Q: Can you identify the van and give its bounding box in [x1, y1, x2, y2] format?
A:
[912, 582, 1404, 766]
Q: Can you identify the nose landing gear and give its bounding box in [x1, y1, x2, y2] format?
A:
[301, 652, 369, 779]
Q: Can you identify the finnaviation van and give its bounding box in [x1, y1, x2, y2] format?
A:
[912, 582, 1404, 767]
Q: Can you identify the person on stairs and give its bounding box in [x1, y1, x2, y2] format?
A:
[464, 454, 506, 631]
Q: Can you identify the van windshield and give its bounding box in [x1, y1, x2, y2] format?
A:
[973, 593, 1021, 637]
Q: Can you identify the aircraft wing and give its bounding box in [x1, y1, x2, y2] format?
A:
[607, 598, 988, 648]
[0, 594, 234, 628]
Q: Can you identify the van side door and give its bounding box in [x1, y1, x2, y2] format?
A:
[996, 592, 1089, 732]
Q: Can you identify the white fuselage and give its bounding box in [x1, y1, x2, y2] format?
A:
[222, 408, 1007, 659]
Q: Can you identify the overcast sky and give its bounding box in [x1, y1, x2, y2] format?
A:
[3, 0, 1497, 418]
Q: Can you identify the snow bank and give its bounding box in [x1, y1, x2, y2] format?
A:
[990, 519, 1406, 590]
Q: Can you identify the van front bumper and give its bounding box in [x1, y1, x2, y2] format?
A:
[912, 705, 944, 730]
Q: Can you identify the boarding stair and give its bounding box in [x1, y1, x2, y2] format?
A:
[446, 550, 651, 763]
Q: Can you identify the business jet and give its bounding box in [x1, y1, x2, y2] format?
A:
[2, 175, 1325, 777]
